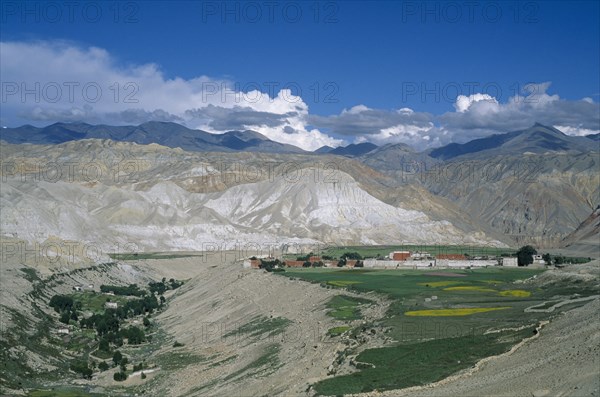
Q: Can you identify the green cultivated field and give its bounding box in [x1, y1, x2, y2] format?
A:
[281, 266, 599, 395]
[309, 244, 517, 259]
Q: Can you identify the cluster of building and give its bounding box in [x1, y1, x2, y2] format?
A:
[242, 250, 528, 270]
[242, 255, 360, 269]
[366, 250, 509, 269]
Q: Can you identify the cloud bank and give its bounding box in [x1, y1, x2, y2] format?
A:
[1, 41, 598, 151]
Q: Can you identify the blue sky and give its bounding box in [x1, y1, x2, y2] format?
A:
[1, 1, 599, 150]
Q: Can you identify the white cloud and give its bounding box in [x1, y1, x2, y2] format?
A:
[1, 41, 598, 151]
[454, 93, 499, 113]
[0, 41, 341, 151]
[553, 125, 599, 136]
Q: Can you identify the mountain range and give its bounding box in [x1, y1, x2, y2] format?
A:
[2, 121, 598, 157]
[1, 122, 598, 252]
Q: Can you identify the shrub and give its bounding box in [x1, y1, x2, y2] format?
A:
[173, 341, 184, 347]
[99, 338, 110, 352]
[70, 361, 92, 379]
[59, 311, 71, 325]
[112, 351, 123, 366]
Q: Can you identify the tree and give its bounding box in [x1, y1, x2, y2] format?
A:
[98, 361, 109, 371]
[59, 311, 71, 325]
[98, 338, 110, 352]
[516, 245, 537, 266]
[113, 371, 127, 381]
[143, 316, 151, 327]
[141, 371, 147, 379]
[49, 295, 74, 313]
[70, 361, 92, 379]
[112, 350, 123, 366]
[542, 253, 552, 265]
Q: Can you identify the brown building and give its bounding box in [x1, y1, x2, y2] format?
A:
[390, 251, 411, 261]
[436, 254, 467, 260]
[250, 259, 261, 269]
[284, 260, 306, 268]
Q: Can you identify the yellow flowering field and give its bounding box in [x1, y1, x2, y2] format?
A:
[498, 290, 531, 297]
[405, 307, 511, 316]
[327, 280, 363, 287]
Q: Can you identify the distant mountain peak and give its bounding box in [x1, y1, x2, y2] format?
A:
[328, 142, 378, 157]
[429, 123, 591, 160]
[0, 122, 306, 154]
[314, 145, 335, 154]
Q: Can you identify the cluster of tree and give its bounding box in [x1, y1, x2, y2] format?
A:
[49, 295, 82, 324]
[296, 252, 334, 261]
[341, 252, 363, 260]
[79, 295, 157, 334]
[541, 253, 591, 266]
[121, 326, 146, 344]
[111, 350, 143, 382]
[296, 253, 313, 261]
[336, 253, 364, 267]
[302, 261, 325, 267]
[100, 284, 145, 296]
[259, 259, 285, 272]
[148, 277, 184, 295]
[69, 360, 93, 379]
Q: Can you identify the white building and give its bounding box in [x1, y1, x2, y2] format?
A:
[502, 257, 518, 267]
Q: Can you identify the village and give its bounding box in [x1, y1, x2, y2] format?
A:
[242, 250, 550, 270]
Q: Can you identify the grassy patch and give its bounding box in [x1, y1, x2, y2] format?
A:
[313, 327, 535, 395]
[71, 291, 127, 313]
[20, 267, 41, 283]
[418, 280, 461, 287]
[328, 326, 352, 336]
[443, 286, 497, 293]
[224, 315, 291, 340]
[326, 295, 372, 320]
[155, 351, 206, 370]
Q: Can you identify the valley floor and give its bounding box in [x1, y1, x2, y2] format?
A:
[2, 256, 598, 397]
